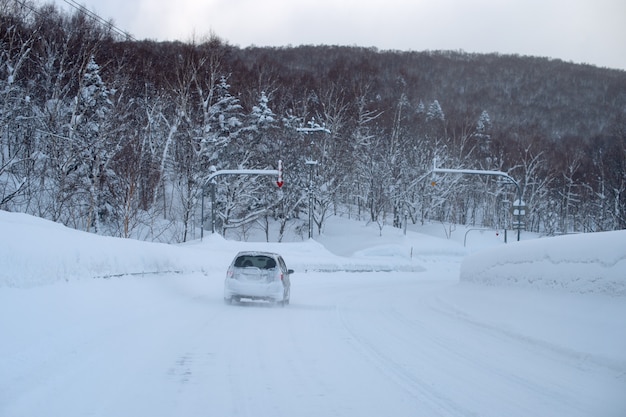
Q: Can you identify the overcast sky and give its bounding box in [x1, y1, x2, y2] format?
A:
[52, 0, 625, 71]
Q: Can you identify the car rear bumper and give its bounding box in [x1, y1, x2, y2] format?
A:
[224, 280, 285, 302]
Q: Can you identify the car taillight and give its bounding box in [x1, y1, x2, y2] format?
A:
[279, 272, 284, 281]
[227, 267, 234, 278]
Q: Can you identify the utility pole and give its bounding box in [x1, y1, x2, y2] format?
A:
[305, 159, 317, 239]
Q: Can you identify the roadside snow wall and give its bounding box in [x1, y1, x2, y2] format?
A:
[0, 211, 208, 288]
[460, 230, 626, 296]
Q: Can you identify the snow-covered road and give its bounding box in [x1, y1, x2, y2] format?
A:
[3, 268, 624, 417]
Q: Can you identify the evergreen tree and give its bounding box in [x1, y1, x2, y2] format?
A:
[69, 55, 114, 233]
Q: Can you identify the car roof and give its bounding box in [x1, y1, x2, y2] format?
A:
[235, 251, 281, 258]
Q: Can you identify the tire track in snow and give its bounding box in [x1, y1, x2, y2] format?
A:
[381, 306, 579, 415]
[335, 301, 476, 417]
[430, 295, 626, 375]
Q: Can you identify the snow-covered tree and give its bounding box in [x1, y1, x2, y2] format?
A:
[476, 110, 491, 135]
[217, 90, 280, 237]
[426, 100, 445, 122]
[0, 22, 34, 209]
[248, 91, 276, 131]
[68, 55, 115, 233]
[209, 75, 243, 149]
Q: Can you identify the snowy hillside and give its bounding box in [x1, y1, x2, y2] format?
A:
[1, 210, 625, 417]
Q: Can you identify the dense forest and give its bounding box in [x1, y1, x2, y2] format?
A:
[2, 0, 625, 242]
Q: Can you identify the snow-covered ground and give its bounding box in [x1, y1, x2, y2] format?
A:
[1, 210, 625, 417]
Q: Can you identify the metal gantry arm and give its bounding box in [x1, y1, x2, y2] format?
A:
[201, 168, 280, 239]
[296, 118, 331, 135]
[432, 164, 521, 197]
[432, 159, 523, 241]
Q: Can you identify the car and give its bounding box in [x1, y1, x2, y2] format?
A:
[224, 251, 293, 306]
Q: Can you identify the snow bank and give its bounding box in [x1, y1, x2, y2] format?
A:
[5, 209, 624, 297]
[460, 231, 626, 296]
[0, 211, 209, 288]
[184, 233, 426, 275]
[0, 211, 425, 288]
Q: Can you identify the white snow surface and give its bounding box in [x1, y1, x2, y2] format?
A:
[461, 230, 626, 296]
[1, 210, 625, 417]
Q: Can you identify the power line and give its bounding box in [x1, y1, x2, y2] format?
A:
[12, 0, 136, 41]
[62, 0, 135, 41]
[12, 0, 45, 18]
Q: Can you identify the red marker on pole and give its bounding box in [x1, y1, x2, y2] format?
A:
[276, 160, 283, 188]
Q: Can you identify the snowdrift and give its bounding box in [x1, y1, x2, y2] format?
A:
[460, 231, 626, 296]
[3, 209, 625, 298]
[0, 211, 209, 287]
[0, 211, 427, 288]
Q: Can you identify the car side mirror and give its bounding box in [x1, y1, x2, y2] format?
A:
[287, 269, 294, 274]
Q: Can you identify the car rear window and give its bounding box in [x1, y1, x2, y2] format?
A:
[234, 255, 277, 269]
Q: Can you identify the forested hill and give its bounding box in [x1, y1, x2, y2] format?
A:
[2, 2, 625, 241]
[128, 40, 625, 141]
[227, 45, 625, 141]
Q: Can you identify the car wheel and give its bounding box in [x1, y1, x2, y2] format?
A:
[224, 297, 233, 305]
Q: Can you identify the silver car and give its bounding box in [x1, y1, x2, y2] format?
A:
[224, 251, 293, 306]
